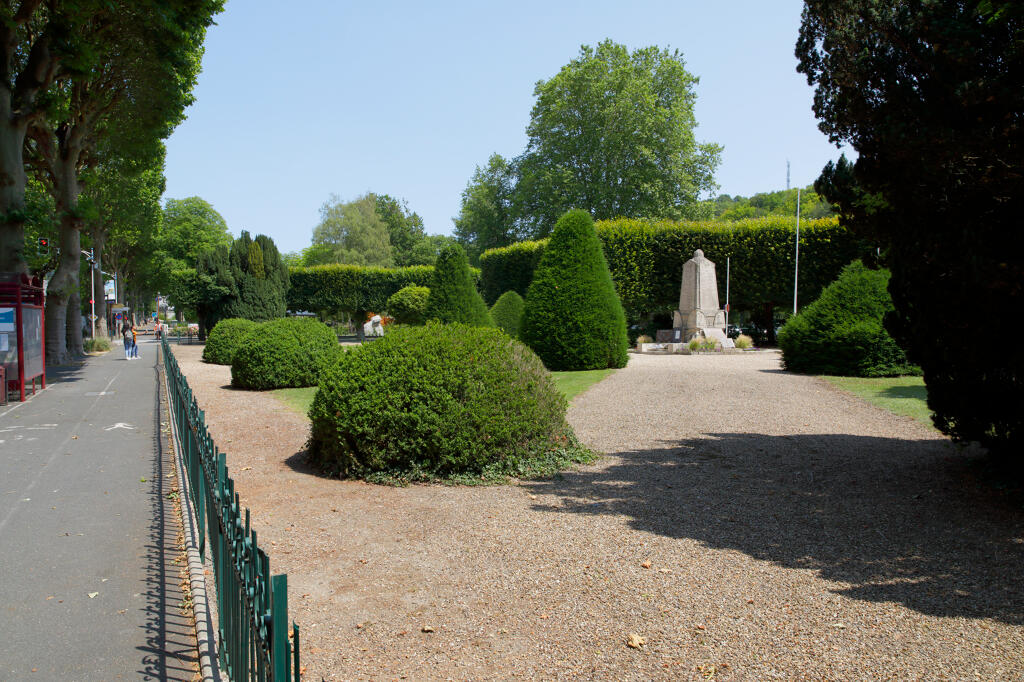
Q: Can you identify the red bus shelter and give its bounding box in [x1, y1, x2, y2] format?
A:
[0, 274, 46, 403]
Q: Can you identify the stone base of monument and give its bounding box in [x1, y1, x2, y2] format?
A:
[638, 342, 688, 354]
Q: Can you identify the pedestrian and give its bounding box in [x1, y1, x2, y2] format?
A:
[131, 323, 139, 359]
[122, 322, 133, 360]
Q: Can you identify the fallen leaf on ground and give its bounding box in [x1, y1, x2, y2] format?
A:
[421, 625, 435, 633]
[626, 633, 645, 649]
[641, 561, 652, 569]
[87, 592, 98, 598]
[695, 624, 706, 630]
[71, 435, 78, 440]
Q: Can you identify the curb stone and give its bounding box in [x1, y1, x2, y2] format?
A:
[159, 345, 226, 682]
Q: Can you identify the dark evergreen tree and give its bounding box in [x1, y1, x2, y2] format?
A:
[424, 244, 492, 326]
[223, 231, 289, 322]
[797, 2, 1024, 454]
[520, 210, 628, 370]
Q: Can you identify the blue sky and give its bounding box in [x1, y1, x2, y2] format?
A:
[162, 0, 848, 255]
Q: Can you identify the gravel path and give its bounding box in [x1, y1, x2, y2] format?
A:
[170, 344, 1024, 680]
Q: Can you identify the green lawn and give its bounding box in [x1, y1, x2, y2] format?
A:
[272, 368, 615, 417]
[550, 368, 616, 402]
[273, 386, 317, 416]
[821, 375, 933, 427]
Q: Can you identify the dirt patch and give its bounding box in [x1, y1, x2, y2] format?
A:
[171, 344, 1024, 680]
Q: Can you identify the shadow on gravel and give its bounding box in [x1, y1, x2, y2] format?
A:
[524, 433, 1024, 624]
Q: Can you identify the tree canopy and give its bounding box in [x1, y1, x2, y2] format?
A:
[159, 197, 233, 269]
[797, 1, 1024, 455]
[516, 40, 721, 234]
[453, 40, 721, 258]
[312, 193, 393, 267]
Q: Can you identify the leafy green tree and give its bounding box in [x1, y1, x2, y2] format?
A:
[15, 1, 221, 363]
[520, 210, 628, 370]
[159, 197, 232, 269]
[797, 1, 1024, 455]
[515, 40, 721, 236]
[424, 244, 492, 327]
[313, 193, 393, 267]
[82, 143, 167, 337]
[453, 153, 521, 264]
[373, 193, 427, 265]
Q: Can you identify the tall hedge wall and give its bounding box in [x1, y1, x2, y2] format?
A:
[479, 216, 869, 317]
[288, 264, 481, 315]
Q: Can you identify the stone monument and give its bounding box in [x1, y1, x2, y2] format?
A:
[673, 249, 727, 345]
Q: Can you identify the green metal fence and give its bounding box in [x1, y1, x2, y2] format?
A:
[162, 337, 300, 681]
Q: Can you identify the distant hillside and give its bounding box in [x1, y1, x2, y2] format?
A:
[703, 186, 833, 221]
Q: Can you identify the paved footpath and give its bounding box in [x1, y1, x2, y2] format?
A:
[0, 337, 198, 680]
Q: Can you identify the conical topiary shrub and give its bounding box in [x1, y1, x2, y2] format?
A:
[520, 209, 628, 370]
[490, 290, 525, 338]
[424, 244, 492, 326]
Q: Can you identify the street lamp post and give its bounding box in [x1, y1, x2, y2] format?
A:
[793, 188, 802, 316]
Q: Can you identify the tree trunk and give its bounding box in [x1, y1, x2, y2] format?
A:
[0, 115, 29, 274]
[43, 155, 83, 365]
[92, 227, 108, 338]
[67, 288, 83, 355]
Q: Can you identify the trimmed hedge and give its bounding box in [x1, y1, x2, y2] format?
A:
[521, 210, 629, 371]
[777, 261, 919, 377]
[307, 322, 582, 481]
[287, 264, 480, 317]
[386, 285, 430, 325]
[231, 317, 341, 390]
[490, 290, 525, 338]
[424, 244, 492, 326]
[202, 318, 259, 365]
[479, 216, 868, 316]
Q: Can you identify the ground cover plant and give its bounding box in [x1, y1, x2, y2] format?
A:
[521, 210, 628, 371]
[231, 317, 339, 390]
[490, 290, 525, 337]
[202, 317, 258, 364]
[778, 261, 918, 377]
[306, 322, 592, 483]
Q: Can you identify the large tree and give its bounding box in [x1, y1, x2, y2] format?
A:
[797, 1, 1024, 455]
[452, 153, 521, 265]
[82, 144, 167, 338]
[312, 193, 393, 267]
[21, 1, 220, 363]
[158, 196, 232, 271]
[515, 40, 721, 235]
[373, 193, 427, 266]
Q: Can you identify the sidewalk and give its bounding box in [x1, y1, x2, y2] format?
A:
[0, 338, 198, 680]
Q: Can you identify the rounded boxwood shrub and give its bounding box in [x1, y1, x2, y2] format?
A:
[307, 322, 587, 481]
[231, 317, 340, 390]
[202, 318, 259, 365]
[386, 285, 430, 325]
[424, 244, 492, 327]
[520, 210, 629, 370]
[490, 290, 525, 338]
[778, 261, 919, 377]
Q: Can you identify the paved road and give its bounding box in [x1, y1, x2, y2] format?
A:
[0, 337, 198, 680]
